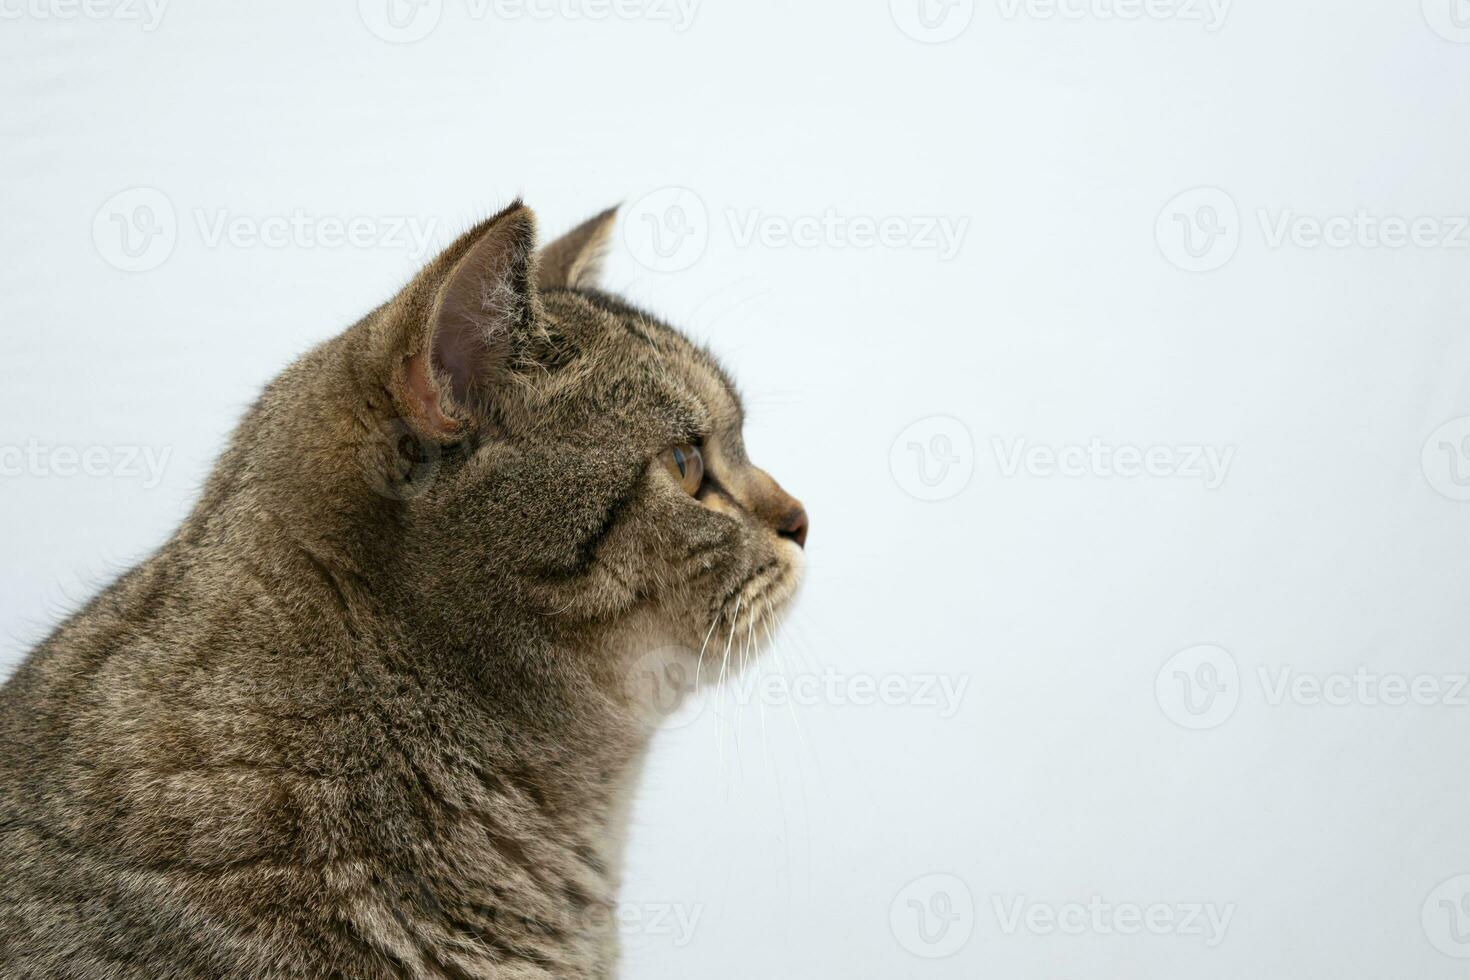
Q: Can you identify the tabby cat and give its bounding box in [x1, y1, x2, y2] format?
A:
[0, 201, 808, 978]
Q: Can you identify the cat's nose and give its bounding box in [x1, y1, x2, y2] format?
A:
[736, 464, 808, 548]
[777, 504, 809, 549]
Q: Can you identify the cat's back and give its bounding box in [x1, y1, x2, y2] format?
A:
[0, 545, 396, 979]
[0, 558, 233, 977]
[0, 536, 596, 980]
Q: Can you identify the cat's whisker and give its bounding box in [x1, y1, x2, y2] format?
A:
[716, 594, 742, 788]
[762, 617, 800, 726]
[717, 596, 739, 692]
[732, 607, 744, 752]
[735, 602, 758, 775]
[763, 616, 817, 784]
[774, 609, 819, 677]
[765, 650, 822, 889]
[755, 613, 814, 901]
[693, 613, 720, 690]
[542, 594, 578, 617]
[748, 612, 768, 769]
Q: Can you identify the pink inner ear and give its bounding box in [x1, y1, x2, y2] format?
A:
[405, 352, 459, 435]
[431, 301, 488, 407]
[403, 202, 535, 434]
[427, 214, 526, 411]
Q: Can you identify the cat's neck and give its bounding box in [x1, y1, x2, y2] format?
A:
[53, 518, 654, 967]
[123, 486, 657, 883]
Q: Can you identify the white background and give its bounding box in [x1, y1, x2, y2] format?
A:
[3, 1, 1470, 977]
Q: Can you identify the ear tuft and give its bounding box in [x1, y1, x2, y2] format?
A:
[538, 206, 619, 291]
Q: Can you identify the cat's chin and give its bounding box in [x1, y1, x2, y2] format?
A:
[698, 542, 805, 678]
[734, 545, 804, 640]
[613, 544, 804, 729]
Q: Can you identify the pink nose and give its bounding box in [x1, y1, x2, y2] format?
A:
[777, 504, 809, 548]
[742, 464, 807, 549]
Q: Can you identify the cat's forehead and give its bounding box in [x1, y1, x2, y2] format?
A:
[544, 289, 744, 431]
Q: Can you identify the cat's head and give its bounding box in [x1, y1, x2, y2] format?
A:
[281, 201, 805, 705]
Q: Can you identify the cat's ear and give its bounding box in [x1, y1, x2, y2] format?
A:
[538, 206, 619, 290]
[393, 202, 540, 437]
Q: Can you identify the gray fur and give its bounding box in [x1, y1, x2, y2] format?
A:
[0, 201, 807, 979]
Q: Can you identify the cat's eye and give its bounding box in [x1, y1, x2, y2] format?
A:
[661, 443, 705, 496]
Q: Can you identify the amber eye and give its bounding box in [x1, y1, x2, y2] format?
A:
[660, 443, 705, 496]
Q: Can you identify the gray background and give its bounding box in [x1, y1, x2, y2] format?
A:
[3, 1, 1470, 976]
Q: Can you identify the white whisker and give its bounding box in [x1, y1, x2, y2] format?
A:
[694, 613, 720, 689]
[717, 595, 741, 785]
[717, 595, 741, 691]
